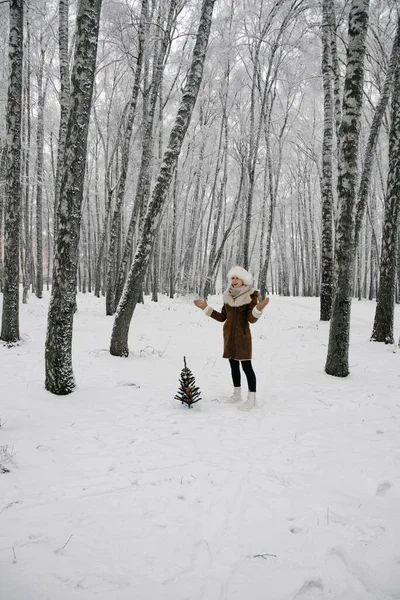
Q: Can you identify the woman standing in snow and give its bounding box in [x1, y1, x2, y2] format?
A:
[193, 266, 269, 411]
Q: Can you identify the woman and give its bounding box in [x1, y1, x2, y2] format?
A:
[194, 266, 269, 411]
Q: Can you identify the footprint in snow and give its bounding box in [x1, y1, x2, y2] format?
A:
[289, 526, 303, 534]
[192, 539, 213, 571]
[376, 480, 392, 496]
[293, 579, 324, 599]
[117, 381, 140, 388]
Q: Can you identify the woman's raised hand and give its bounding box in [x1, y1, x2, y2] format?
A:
[193, 298, 207, 310]
[256, 296, 270, 311]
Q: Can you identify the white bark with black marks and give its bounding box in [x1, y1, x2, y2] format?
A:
[354, 16, 400, 249]
[1, 0, 23, 344]
[110, 0, 217, 357]
[45, 0, 103, 395]
[325, 0, 370, 377]
[320, 0, 334, 321]
[371, 53, 400, 344]
[54, 0, 71, 243]
[35, 35, 45, 300]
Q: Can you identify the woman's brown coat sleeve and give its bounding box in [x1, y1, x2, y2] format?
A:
[209, 305, 227, 323]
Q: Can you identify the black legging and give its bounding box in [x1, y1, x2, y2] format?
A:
[229, 358, 256, 393]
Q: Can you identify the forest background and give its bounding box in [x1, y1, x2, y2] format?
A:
[0, 0, 399, 392]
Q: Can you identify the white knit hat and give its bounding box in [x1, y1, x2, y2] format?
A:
[227, 266, 253, 286]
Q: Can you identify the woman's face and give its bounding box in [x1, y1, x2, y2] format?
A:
[231, 276, 243, 288]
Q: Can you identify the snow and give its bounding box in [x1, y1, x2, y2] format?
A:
[1, 291, 400, 600]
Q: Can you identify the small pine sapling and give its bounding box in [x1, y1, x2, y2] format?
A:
[175, 356, 201, 408]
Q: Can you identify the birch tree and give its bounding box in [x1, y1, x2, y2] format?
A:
[354, 16, 400, 249]
[0, 143, 6, 293]
[45, 0, 102, 395]
[325, 0, 370, 377]
[111, 0, 177, 314]
[320, 0, 334, 320]
[54, 0, 71, 242]
[1, 0, 23, 344]
[104, 0, 148, 315]
[20, 8, 32, 304]
[35, 32, 46, 299]
[110, 0, 216, 357]
[370, 50, 400, 344]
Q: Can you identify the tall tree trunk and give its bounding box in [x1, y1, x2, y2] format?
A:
[1, 0, 24, 343]
[307, 173, 320, 295]
[87, 192, 92, 293]
[325, 0, 370, 377]
[54, 0, 71, 244]
[396, 229, 400, 305]
[114, 0, 176, 310]
[110, 0, 216, 357]
[181, 118, 206, 286]
[0, 144, 6, 292]
[94, 184, 114, 297]
[258, 89, 282, 297]
[320, 0, 334, 320]
[151, 234, 159, 302]
[169, 167, 178, 298]
[104, 0, 147, 314]
[370, 55, 400, 344]
[329, 0, 341, 152]
[46, 189, 52, 290]
[35, 36, 45, 299]
[21, 20, 32, 305]
[354, 16, 400, 248]
[45, 0, 103, 395]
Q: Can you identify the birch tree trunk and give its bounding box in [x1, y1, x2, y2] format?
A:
[329, 0, 341, 152]
[35, 35, 45, 299]
[21, 21, 32, 305]
[110, 0, 216, 357]
[325, 0, 370, 377]
[0, 144, 6, 292]
[45, 0, 102, 395]
[258, 88, 283, 297]
[104, 0, 147, 314]
[320, 0, 334, 320]
[113, 0, 176, 311]
[354, 16, 400, 249]
[1, 0, 23, 344]
[169, 168, 178, 298]
[54, 0, 70, 243]
[370, 55, 400, 344]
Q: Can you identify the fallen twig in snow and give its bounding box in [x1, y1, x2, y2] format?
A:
[54, 534, 73, 554]
[1, 501, 20, 514]
[253, 553, 277, 559]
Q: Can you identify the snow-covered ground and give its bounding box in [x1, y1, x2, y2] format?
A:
[1, 291, 399, 600]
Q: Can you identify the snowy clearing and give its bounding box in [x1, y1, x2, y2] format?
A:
[1, 291, 399, 600]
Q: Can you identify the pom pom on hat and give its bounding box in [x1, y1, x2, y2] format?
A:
[227, 266, 253, 286]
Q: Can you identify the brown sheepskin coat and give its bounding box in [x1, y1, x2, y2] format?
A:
[205, 288, 262, 360]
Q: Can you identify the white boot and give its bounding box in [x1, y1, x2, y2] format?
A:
[226, 387, 242, 404]
[238, 391, 256, 412]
